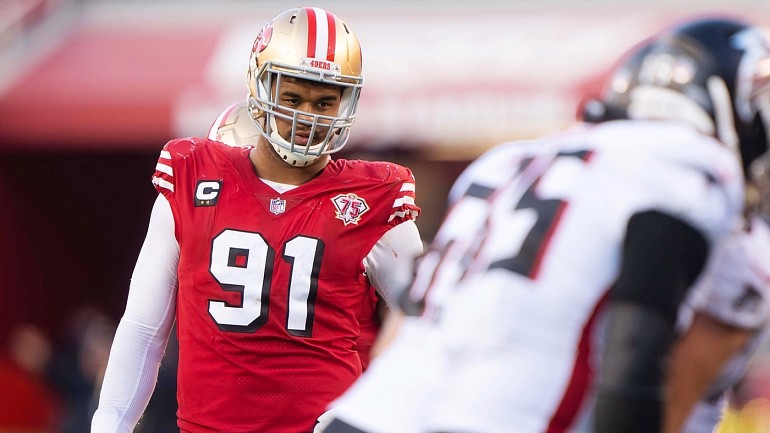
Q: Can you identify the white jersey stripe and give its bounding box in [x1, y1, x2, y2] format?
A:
[400, 183, 416, 192]
[155, 162, 173, 177]
[388, 209, 419, 222]
[392, 196, 416, 208]
[160, 150, 171, 160]
[152, 176, 174, 193]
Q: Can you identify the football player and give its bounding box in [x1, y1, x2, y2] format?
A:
[582, 18, 770, 433]
[90, 7, 423, 433]
[673, 215, 770, 433]
[207, 99, 387, 372]
[319, 16, 770, 433]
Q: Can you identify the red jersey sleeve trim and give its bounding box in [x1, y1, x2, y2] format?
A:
[152, 150, 174, 193]
[387, 178, 420, 223]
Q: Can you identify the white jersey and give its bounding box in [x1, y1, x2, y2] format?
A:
[685, 216, 770, 331]
[680, 216, 770, 433]
[326, 120, 744, 433]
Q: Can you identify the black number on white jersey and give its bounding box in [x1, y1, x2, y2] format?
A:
[490, 150, 593, 278]
[402, 150, 594, 317]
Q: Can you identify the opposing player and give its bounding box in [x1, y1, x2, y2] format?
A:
[90, 7, 422, 433]
[583, 18, 770, 433]
[672, 215, 770, 433]
[320, 16, 770, 433]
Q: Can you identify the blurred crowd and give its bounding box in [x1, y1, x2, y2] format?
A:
[0, 307, 177, 433]
[2, 305, 770, 432]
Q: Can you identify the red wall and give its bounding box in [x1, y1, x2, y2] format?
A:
[0, 150, 158, 344]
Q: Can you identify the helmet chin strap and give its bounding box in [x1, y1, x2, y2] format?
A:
[267, 114, 322, 167]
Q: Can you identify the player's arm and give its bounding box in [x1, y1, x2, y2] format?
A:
[664, 313, 751, 433]
[592, 210, 710, 433]
[363, 220, 423, 309]
[362, 220, 423, 357]
[90, 195, 179, 433]
[672, 217, 770, 433]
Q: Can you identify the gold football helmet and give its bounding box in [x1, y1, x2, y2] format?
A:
[208, 101, 260, 147]
[247, 7, 364, 166]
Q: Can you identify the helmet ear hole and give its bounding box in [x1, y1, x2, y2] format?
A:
[578, 97, 629, 123]
[579, 98, 608, 123]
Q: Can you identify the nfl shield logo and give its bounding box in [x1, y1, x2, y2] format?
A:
[269, 197, 286, 215]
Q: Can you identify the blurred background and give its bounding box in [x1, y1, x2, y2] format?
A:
[1, 0, 770, 431]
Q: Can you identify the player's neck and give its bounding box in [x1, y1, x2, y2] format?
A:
[249, 143, 330, 185]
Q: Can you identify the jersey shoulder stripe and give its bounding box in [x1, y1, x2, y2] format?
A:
[336, 159, 422, 225]
[389, 181, 419, 222]
[151, 137, 229, 198]
[152, 149, 175, 193]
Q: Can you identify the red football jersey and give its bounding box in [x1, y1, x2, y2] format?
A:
[151, 138, 419, 433]
[356, 289, 382, 371]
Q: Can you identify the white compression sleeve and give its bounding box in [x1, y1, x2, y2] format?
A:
[363, 220, 424, 309]
[91, 195, 180, 433]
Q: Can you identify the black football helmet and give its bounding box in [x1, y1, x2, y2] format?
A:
[582, 16, 770, 178]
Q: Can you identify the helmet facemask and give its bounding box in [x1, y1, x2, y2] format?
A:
[624, 37, 724, 138]
[248, 61, 362, 166]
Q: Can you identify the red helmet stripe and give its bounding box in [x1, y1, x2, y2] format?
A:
[325, 10, 336, 61]
[304, 7, 336, 61]
[305, 7, 318, 58]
